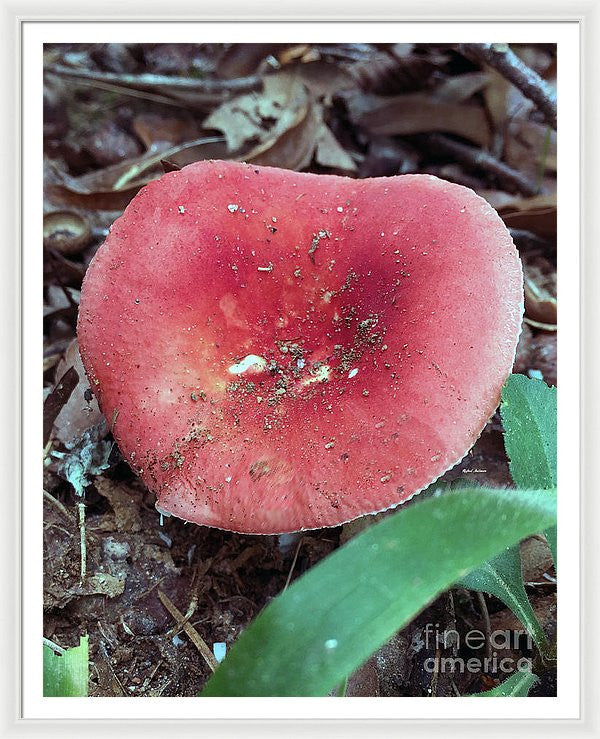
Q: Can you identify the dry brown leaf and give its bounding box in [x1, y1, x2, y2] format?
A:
[242, 97, 317, 171]
[524, 280, 557, 327]
[204, 73, 310, 153]
[46, 180, 144, 212]
[216, 43, 288, 77]
[315, 122, 357, 173]
[355, 93, 491, 148]
[95, 477, 144, 533]
[205, 71, 355, 173]
[432, 71, 490, 103]
[523, 255, 557, 328]
[292, 60, 355, 100]
[43, 364, 79, 445]
[132, 113, 200, 150]
[521, 537, 554, 583]
[498, 193, 557, 239]
[45, 137, 228, 210]
[504, 119, 557, 178]
[53, 339, 103, 445]
[350, 48, 447, 95]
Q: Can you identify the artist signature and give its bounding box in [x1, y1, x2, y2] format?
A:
[462, 468, 487, 474]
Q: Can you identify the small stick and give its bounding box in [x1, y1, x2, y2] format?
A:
[283, 537, 304, 592]
[46, 64, 262, 95]
[43, 637, 65, 655]
[476, 591, 493, 661]
[425, 133, 541, 196]
[158, 590, 219, 673]
[460, 43, 557, 130]
[450, 677, 461, 697]
[43, 489, 75, 523]
[77, 500, 87, 583]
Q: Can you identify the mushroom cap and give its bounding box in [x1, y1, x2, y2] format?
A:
[78, 161, 523, 534]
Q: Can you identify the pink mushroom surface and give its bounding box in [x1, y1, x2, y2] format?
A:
[78, 161, 523, 534]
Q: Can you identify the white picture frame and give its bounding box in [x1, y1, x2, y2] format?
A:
[2, 3, 598, 736]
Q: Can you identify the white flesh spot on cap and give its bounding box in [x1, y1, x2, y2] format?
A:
[227, 354, 267, 375]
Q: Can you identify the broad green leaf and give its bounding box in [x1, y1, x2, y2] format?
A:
[500, 374, 557, 489]
[202, 487, 556, 696]
[472, 668, 538, 697]
[500, 374, 557, 569]
[43, 636, 89, 697]
[458, 545, 548, 652]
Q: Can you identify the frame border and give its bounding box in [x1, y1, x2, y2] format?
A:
[3, 3, 598, 737]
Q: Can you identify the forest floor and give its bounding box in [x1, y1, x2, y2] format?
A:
[43, 42, 557, 697]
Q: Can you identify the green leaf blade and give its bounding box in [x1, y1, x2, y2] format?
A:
[202, 487, 556, 697]
[500, 373, 557, 570]
[43, 636, 89, 697]
[458, 545, 548, 651]
[472, 668, 538, 697]
[500, 374, 557, 490]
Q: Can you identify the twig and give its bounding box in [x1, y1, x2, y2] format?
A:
[77, 501, 87, 583]
[425, 133, 541, 196]
[141, 659, 164, 693]
[48, 75, 186, 107]
[476, 591, 493, 661]
[449, 677, 461, 697]
[460, 43, 557, 130]
[43, 489, 75, 523]
[158, 590, 219, 673]
[46, 64, 262, 95]
[43, 637, 66, 655]
[283, 536, 304, 592]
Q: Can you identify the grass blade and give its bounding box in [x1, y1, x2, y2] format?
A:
[472, 668, 538, 697]
[43, 635, 89, 697]
[202, 487, 556, 696]
[459, 546, 548, 652]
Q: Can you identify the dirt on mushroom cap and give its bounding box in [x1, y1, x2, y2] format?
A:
[77, 160, 523, 534]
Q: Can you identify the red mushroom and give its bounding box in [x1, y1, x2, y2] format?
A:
[77, 161, 523, 534]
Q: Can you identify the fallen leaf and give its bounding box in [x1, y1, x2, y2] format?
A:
[292, 60, 355, 100]
[132, 112, 200, 150]
[314, 121, 357, 173]
[45, 137, 227, 210]
[349, 48, 446, 95]
[43, 285, 79, 321]
[505, 119, 557, 179]
[432, 71, 490, 103]
[95, 477, 144, 533]
[521, 537, 554, 583]
[498, 194, 557, 239]
[44, 365, 79, 445]
[353, 92, 491, 148]
[204, 73, 310, 153]
[53, 339, 103, 445]
[242, 96, 316, 170]
[216, 44, 289, 77]
[524, 257, 557, 328]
